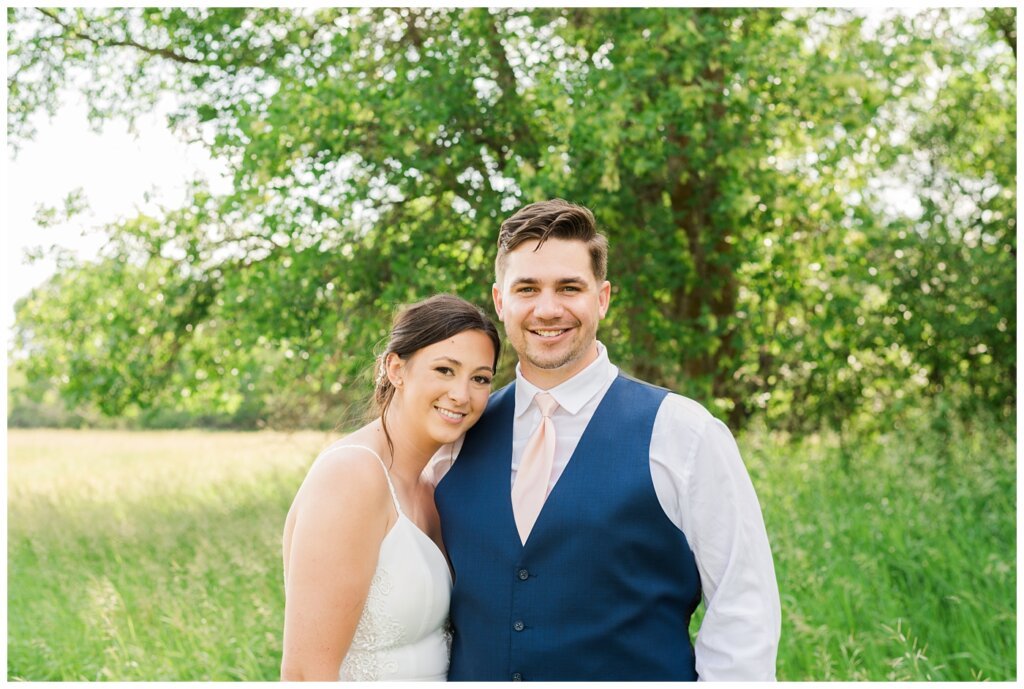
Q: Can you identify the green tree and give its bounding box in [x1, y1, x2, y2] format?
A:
[8, 8, 1015, 430]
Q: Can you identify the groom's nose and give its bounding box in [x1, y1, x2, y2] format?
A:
[532, 289, 564, 319]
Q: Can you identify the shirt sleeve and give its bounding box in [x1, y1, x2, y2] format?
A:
[423, 435, 464, 487]
[650, 395, 781, 681]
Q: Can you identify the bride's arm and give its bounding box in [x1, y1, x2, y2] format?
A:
[281, 452, 392, 681]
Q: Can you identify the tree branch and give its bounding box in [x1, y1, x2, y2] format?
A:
[987, 8, 1017, 59]
[1000, 23, 1016, 58]
[36, 7, 205, 65]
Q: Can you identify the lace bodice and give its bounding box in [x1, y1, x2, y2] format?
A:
[329, 445, 453, 681]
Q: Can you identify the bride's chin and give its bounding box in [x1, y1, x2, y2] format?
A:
[429, 429, 461, 445]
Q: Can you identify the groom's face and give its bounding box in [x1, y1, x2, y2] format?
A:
[493, 237, 611, 388]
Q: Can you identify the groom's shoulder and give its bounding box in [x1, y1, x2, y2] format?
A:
[465, 380, 515, 423]
[485, 380, 516, 407]
[617, 371, 671, 395]
[617, 372, 718, 426]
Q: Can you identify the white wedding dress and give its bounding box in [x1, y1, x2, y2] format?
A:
[333, 445, 453, 681]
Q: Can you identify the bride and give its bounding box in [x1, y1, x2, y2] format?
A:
[280, 294, 500, 681]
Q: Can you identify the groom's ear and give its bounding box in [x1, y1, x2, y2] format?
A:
[492, 282, 504, 321]
[598, 280, 611, 319]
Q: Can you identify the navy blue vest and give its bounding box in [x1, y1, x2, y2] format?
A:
[435, 375, 702, 681]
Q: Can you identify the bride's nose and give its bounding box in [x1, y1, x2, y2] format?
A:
[447, 378, 470, 405]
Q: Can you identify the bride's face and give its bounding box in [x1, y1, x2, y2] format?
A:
[388, 329, 496, 447]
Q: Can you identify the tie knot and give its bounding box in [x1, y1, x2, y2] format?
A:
[534, 392, 558, 417]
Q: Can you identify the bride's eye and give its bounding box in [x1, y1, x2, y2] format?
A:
[435, 366, 454, 376]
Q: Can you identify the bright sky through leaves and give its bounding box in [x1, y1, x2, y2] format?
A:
[5, 92, 230, 335]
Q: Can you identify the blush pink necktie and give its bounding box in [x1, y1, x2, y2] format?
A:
[512, 392, 559, 544]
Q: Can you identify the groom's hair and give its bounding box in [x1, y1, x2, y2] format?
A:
[495, 199, 608, 286]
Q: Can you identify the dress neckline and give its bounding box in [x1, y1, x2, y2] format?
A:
[387, 513, 453, 585]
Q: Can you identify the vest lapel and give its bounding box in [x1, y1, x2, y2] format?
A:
[519, 375, 627, 550]
[480, 384, 522, 547]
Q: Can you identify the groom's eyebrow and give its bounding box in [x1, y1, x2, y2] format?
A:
[510, 276, 587, 287]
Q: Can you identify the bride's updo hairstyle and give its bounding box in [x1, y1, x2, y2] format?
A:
[374, 294, 501, 457]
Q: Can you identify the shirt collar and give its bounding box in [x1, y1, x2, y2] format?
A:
[514, 341, 618, 417]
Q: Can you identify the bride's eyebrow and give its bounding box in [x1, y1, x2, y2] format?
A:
[431, 356, 493, 373]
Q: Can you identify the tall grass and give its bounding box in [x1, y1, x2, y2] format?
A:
[8, 429, 331, 681]
[742, 410, 1016, 680]
[7, 415, 1016, 680]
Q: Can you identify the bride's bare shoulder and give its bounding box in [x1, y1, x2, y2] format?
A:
[290, 428, 392, 516]
[309, 441, 386, 489]
[282, 434, 393, 580]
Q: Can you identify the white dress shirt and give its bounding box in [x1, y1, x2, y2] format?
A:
[431, 342, 781, 681]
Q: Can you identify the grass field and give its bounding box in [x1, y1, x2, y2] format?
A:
[7, 418, 1016, 680]
[8, 429, 331, 681]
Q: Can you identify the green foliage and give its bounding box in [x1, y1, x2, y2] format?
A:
[8, 421, 1015, 679]
[6, 8, 1016, 429]
[746, 403, 1016, 679]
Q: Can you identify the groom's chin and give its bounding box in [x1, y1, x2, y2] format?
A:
[525, 347, 578, 371]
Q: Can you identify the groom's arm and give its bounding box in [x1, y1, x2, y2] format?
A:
[650, 395, 781, 681]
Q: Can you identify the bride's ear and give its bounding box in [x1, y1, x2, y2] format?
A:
[385, 352, 405, 389]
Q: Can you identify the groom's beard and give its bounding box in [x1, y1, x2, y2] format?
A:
[516, 317, 596, 372]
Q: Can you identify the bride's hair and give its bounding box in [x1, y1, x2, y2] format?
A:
[374, 294, 501, 460]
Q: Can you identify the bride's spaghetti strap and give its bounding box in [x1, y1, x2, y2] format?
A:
[331, 444, 402, 515]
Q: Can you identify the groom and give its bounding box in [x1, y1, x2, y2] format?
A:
[433, 199, 780, 680]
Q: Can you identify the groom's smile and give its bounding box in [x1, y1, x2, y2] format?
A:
[528, 325, 574, 340]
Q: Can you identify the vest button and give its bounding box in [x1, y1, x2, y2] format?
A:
[513, 620, 525, 632]
[517, 568, 529, 580]
[512, 672, 523, 681]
